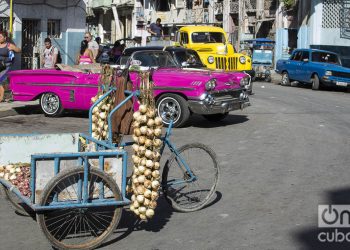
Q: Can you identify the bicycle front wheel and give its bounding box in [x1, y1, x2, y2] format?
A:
[162, 143, 219, 212]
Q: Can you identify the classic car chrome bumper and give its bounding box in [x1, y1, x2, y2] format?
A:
[188, 90, 250, 115]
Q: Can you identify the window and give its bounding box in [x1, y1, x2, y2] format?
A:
[191, 32, 225, 43]
[300, 51, 309, 61]
[291, 51, 302, 61]
[0, 17, 10, 32]
[47, 19, 61, 38]
[180, 32, 189, 44]
[312, 52, 339, 64]
[156, 0, 170, 11]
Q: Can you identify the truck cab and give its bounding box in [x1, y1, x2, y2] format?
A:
[175, 26, 254, 77]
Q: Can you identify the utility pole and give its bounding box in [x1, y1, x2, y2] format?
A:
[9, 0, 13, 38]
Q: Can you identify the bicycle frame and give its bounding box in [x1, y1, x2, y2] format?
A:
[160, 120, 197, 187]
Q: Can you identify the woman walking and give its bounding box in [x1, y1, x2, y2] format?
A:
[76, 40, 95, 65]
[0, 31, 21, 102]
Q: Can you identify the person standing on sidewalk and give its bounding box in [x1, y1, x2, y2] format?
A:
[0, 31, 21, 102]
[84, 32, 99, 61]
[76, 40, 95, 65]
[148, 18, 163, 41]
[40, 37, 59, 69]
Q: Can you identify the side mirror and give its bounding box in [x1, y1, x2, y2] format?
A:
[303, 58, 309, 62]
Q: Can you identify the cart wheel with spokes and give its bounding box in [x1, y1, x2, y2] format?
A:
[0, 184, 31, 216]
[40, 92, 64, 117]
[37, 167, 122, 250]
[162, 143, 219, 212]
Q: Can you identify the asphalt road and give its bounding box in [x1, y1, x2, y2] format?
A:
[0, 82, 350, 250]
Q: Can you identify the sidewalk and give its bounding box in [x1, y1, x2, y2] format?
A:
[0, 100, 39, 118]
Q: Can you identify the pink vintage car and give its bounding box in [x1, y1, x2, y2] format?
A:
[9, 50, 250, 127]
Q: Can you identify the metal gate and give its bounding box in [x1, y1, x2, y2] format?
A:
[22, 19, 41, 69]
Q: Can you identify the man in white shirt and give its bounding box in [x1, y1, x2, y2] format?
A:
[84, 32, 99, 60]
[40, 37, 58, 69]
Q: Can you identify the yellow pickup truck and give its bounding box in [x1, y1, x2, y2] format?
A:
[175, 26, 254, 77]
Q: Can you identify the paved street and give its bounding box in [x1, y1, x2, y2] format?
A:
[0, 81, 350, 250]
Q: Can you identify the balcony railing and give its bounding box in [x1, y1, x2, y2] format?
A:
[214, 2, 223, 15]
[230, 1, 239, 14]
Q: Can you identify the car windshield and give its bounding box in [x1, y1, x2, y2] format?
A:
[252, 50, 273, 64]
[191, 32, 225, 43]
[173, 50, 205, 68]
[119, 56, 129, 65]
[311, 52, 340, 64]
[130, 51, 178, 68]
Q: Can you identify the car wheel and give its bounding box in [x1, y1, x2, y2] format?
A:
[40, 93, 64, 117]
[203, 112, 229, 122]
[265, 75, 272, 82]
[156, 94, 190, 128]
[312, 74, 320, 90]
[281, 72, 291, 86]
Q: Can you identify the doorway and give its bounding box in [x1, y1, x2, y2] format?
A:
[21, 19, 40, 69]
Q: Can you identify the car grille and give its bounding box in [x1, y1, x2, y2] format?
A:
[211, 89, 241, 99]
[215, 57, 238, 70]
[333, 71, 350, 78]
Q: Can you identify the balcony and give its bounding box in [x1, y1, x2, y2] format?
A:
[89, 0, 113, 9]
[245, 0, 256, 12]
[230, 1, 239, 14]
[114, 0, 134, 7]
[214, 2, 223, 15]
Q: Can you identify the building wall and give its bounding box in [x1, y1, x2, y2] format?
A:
[0, 0, 86, 68]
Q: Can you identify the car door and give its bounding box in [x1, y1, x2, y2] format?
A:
[296, 50, 311, 82]
[287, 50, 302, 80]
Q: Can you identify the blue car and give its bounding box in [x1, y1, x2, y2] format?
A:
[276, 49, 350, 90]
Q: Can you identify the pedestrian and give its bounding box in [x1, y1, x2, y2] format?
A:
[76, 40, 95, 65]
[147, 18, 163, 41]
[84, 32, 99, 60]
[40, 37, 59, 69]
[0, 31, 21, 102]
[109, 41, 123, 63]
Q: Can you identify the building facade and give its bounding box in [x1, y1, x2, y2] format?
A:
[0, 0, 87, 69]
[275, 0, 350, 67]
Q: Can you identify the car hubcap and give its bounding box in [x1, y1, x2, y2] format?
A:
[158, 97, 181, 124]
[282, 74, 288, 84]
[42, 94, 59, 114]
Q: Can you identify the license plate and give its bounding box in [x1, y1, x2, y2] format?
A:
[336, 81, 348, 87]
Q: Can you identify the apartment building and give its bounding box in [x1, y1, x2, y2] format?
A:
[0, 0, 87, 69]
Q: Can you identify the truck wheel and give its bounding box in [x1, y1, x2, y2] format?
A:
[203, 112, 228, 122]
[312, 74, 320, 90]
[156, 94, 190, 128]
[281, 72, 291, 86]
[40, 93, 64, 117]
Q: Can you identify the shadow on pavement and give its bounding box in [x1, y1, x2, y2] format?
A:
[188, 114, 249, 128]
[293, 186, 350, 250]
[99, 196, 173, 248]
[13, 104, 41, 115]
[101, 191, 222, 248]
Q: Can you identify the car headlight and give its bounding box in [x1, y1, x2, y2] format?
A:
[205, 78, 217, 91]
[325, 70, 332, 76]
[240, 77, 249, 87]
[239, 56, 246, 64]
[208, 56, 214, 64]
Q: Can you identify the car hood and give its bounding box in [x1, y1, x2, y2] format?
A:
[153, 68, 245, 91]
